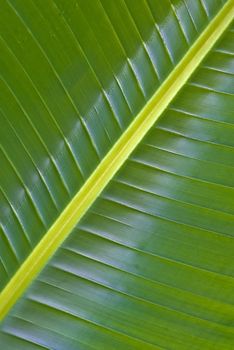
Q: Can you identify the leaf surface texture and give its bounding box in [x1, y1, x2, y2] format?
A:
[0, 0, 234, 349]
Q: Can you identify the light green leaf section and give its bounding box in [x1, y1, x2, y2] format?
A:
[0, 0, 226, 289]
[1, 0, 234, 349]
[1, 19, 234, 350]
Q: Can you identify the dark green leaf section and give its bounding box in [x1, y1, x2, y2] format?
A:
[0, 0, 226, 289]
[1, 21, 234, 350]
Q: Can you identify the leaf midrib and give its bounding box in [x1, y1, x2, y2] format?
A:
[1, 0, 233, 322]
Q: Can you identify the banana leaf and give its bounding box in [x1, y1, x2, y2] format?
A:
[0, 0, 234, 348]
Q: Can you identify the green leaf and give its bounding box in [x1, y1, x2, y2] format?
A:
[0, 0, 234, 348]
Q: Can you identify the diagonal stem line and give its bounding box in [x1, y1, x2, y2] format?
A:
[0, 0, 233, 322]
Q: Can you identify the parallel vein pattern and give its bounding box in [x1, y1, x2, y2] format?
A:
[0, 0, 227, 289]
[1, 19, 233, 350]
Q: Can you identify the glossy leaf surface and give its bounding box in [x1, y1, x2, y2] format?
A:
[0, 0, 226, 289]
[1, 0, 234, 349]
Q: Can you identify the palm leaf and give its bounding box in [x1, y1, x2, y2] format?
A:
[0, 0, 234, 348]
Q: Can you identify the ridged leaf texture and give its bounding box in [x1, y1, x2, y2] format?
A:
[0, 0, 234, 349]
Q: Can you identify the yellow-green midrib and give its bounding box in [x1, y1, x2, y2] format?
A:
[0, 0, 233, 323]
